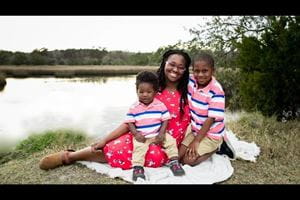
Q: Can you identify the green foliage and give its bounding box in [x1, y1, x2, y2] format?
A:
[215, 68, 242, 111]
[29, 49, 48, 65]
[0, 48, 158, 66]
[11, 52, 29, 65]
[15, 129, 86, 154]
[0, 50, 14, 64]
[236, 16, 300, 119]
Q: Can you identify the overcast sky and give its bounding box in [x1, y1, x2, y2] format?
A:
[0, 16, 211, 53]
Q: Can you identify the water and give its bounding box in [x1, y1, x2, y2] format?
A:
[0, 76, 137, 149]
[0, 76, 243, 150]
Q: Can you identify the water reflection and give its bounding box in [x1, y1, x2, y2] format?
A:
[0, 75, 136, 150]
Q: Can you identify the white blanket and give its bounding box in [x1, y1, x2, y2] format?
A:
[79, 130, 260, 184]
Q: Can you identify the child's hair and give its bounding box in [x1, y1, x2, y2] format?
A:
[192, 52, 215, 68]
[136, 71, 159, 91]
[157, 49, 191, 118]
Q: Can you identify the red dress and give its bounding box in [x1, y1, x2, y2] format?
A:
[103, 89, 191, 169]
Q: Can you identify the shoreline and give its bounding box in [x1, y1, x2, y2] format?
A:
[0, 65, 159, 78]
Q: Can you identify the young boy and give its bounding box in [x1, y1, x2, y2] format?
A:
[125, 71, 185, 181]
[179, 52, 235, 166]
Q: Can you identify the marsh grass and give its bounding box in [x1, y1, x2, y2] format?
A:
[0, 112, 299, 184]
[0, 65, 159, 78]
[225, 112, 300, 184]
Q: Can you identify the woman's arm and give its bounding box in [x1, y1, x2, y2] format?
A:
[103, 123, 130, 144]
[91, 123, 129, 151]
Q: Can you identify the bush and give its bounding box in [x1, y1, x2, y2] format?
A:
[236, 17, 300, 120]
[215, 68, 242, 111]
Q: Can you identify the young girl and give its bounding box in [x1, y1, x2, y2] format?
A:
[39, 49, 191, 171]
[126, 71, 184, 181]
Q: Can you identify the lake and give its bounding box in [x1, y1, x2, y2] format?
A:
[0, 76, 137, 150]
[0, 75, 242, 151]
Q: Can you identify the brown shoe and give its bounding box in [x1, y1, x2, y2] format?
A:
[39, 149, 75, 170]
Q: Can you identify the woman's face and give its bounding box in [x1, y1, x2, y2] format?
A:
[164, 54, 186, 83]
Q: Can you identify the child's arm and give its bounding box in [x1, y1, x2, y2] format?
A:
[154, 120, 168, 144]
[187, 117, 215, 158]
[128, 122, 146, 143]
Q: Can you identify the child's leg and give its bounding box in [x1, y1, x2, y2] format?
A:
[163, 134, 179, 160]
[132, 138, 155, 181]
[163, 134, 185, 176]
[182, 137, 222, 166]
[132, 138, 152, 166]
[179, 131, 195, 162]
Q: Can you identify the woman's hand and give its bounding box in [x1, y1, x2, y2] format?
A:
[91, 140, 106, 153]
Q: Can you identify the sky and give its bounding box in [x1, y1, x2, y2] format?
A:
[0, 16, 211, 53]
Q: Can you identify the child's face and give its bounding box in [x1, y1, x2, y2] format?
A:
[137, 82, 157, 105]
[193, 60, 214, 88]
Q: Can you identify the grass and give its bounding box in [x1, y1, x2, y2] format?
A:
[224, 112, 300, 184]
[0, 65, 159, 78]
[0, 129, 129, 184]
[0, 112, 299, 184]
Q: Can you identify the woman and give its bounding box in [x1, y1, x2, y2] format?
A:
[39, 49, 191, 170]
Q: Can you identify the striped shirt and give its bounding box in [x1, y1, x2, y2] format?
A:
[124, 98, 171, 138]
[187, 75, 225, 140]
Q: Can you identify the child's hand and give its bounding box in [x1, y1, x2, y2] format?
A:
[91, 140, 106, 153]
[134, 132, 146, 143]
[153, 134, 165, 145]
[187, 140, 200, 159]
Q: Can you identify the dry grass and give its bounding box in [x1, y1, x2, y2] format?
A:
[224, 112, 300, 184]
[0, 112, 299, 184]
[0, 65, 159, 78]
[0, 150, 129, 184]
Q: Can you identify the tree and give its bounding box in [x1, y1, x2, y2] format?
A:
[189, 16, 271, 68]
[11, 52, 29, 65]
[189, 16, 300, 120]
[237, 17, 300, 120]
[0, 50, 13, 65]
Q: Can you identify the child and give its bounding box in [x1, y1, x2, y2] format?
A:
[179, 52, 234, 166]
[125, 71, 185, 181]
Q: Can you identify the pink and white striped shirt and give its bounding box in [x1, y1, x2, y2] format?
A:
[124, 98, 171, 138]
[188, 75, 225, 140]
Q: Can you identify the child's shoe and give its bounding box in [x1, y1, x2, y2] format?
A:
[132, 166, 146, 181]
[216, 139, 236, 160]
[169, 159, 185, 176]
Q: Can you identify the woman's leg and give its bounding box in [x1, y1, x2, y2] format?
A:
[39, 123, 130, 169]
[69, 123, 130, 163]
[68, 147, 106, 163]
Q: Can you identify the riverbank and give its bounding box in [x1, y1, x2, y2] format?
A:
[0, 112, 299, 184]
[0, 73, 6, 90]
[0, 65, 158, 78]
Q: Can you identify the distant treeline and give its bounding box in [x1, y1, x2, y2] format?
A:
[0, 48, 162, 66]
